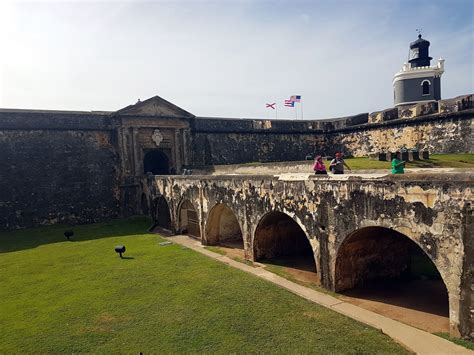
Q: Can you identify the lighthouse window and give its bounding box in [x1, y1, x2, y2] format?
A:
[421, 80, 431, 95]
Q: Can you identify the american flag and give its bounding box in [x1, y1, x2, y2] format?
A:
[290, 95, 301, 102]
[284, 100, 294, 107]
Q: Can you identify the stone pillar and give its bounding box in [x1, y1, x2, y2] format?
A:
[174, 129, 181, 174]
[132, 127, 139, 176]
[182, 128, 191, 167]
[459, 202, 473, 339]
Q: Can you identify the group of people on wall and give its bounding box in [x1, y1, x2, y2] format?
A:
[313, 152, 405, 175]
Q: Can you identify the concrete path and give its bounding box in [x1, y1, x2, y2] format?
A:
[164, 234, 472, 355]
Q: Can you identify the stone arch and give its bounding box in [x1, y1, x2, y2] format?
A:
[205, 203, 243, 247]
[154, 196, 172, 230]
[253, 211, 317, 275]
[177, 198, 201, 240]
[334, 226, 449, 333]
[143, 149, 170, 175]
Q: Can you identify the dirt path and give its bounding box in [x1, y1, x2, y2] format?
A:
[261, 255, 320, 286]
[340, 280, 449, 333]
[216, 240, 245, 259]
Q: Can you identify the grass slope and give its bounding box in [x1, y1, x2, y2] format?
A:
[0, 218, 409, 353]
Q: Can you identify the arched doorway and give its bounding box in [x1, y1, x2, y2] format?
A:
[254, 211, 317, 284]
[206, 204, 243, 254]
[178, 199, 201, 240]
[154, 196, 171, 230]
[335, 226, 449, 333]
[144, 150, 170, 175]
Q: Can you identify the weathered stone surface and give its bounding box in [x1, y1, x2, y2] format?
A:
[147, 172, 473, 339]
[0, 129, 120, 229]
[439, 94, 473, 114]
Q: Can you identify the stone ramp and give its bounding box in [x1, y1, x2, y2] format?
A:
[163, 234, 472, 355]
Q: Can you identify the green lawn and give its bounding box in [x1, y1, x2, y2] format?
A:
[345, 153, 474, 170]
[0, 218, 410, 353]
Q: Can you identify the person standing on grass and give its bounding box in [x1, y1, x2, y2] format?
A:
[330, 152, 351, 174]
[391, 152, 406, 174]
[313, 156, 327, 175]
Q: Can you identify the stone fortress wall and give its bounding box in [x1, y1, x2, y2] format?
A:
[0, 110, 121, 230]
[0, 94, 472, 230]
[192, 95, 473, 166]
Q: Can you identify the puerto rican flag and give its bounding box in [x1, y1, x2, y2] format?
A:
[284, 99, 294, 107]
[290, 95, 301, 102]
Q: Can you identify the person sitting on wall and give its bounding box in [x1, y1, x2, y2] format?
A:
[313, 155, 327, 175]
[391, 152, 406, 174]
[330, 152, 351, 174]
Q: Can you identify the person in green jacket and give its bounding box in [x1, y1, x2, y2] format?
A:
[391, 152, 406, 174]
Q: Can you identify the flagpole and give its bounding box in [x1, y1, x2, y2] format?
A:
[301, 98, 304, 120]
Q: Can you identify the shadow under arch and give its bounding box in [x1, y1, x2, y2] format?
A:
[253, 211, 317, 280]
[334, 226, 449, 332]
[205, 203, 243, 248]
[154, 196, 172, 230]
[177, 198, 201, 240]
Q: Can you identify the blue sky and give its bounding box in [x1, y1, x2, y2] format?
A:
[0, 0, 472, 119]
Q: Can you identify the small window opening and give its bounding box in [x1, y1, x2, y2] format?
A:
[422, 81, 430, 96]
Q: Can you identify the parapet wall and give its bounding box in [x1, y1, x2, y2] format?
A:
[191, 106, 473, 165]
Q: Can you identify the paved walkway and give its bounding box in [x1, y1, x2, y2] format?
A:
[165, 234, 472, 355]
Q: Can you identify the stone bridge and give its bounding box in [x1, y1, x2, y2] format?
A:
[145, 172, 473, 339]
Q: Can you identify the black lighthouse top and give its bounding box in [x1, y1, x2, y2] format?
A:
[408, 34, 432, 68]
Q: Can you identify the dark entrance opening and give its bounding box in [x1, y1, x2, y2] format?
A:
[254, 211, 317, 285]
[154, 196, 171, 230]
[335, 227, 449, 333]
[178, 199, 201, 240]
[206, 204, 244, 257]
[144, 150, 170, 175]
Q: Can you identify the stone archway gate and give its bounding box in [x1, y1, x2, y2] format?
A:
[146, 172, 473, 339]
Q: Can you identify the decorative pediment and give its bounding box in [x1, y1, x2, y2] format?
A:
[115, 95, 195, 118]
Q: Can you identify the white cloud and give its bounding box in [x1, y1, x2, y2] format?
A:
[0, 1, 472, 119]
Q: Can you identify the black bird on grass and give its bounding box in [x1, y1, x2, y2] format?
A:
[64, 230, 74, 241]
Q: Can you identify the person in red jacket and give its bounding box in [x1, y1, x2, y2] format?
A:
[313, 155, 327, 175]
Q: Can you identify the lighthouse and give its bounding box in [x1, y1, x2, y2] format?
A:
[393, 34, 444, 106]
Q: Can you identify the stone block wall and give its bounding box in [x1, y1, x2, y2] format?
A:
[329, 111, 473, 157]
[0, 111, 121, 230]
[190, 131, 329, 166]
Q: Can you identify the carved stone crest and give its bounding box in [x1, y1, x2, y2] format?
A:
[152, 129, 164, 147]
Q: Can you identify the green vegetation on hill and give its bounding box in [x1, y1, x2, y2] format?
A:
[345, 153, 474, 170]
[0, 218, 409, 353]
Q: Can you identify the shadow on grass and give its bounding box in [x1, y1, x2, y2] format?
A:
[0, 216, 153, 254]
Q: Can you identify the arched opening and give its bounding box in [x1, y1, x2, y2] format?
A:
[254, 211, 317, 285]
[422, 80, 430, 95]
[178, 199, 201, 240]
[206, 204, 244, 257]
[154, 196, 171, 230]
[335, 226, 449, 333]
[144, 150, 170, 175]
